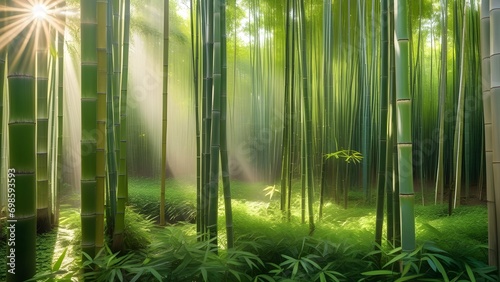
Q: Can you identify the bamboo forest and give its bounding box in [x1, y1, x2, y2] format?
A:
[1, 0, 500, 281]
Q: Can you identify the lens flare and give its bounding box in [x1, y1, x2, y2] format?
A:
[32, 3, 48, 20]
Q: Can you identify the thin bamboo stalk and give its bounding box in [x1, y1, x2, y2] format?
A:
[95, 0, 107, 255]
[298, 0, 315, 235]
[435, 0, 448, 205]
[220, 0, 234, 249]
[113, 0, 130, 251]
[160, 0, 169, 227]
[453, 4, 468, 209]
[35, 18, 51, 233]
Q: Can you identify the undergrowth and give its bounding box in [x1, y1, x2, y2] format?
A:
[15, 178, 496, 281]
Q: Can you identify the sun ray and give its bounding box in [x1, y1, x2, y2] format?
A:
[0, 0, 71, 66]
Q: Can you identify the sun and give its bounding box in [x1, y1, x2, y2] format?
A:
[32, 3, 49, 21]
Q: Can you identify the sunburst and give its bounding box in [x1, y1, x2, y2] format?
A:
[0, 0, 69, 71]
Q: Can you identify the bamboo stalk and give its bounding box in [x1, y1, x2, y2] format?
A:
[113, 0, 130, 251]
[6, 2, 37, 278]
[489, 0, 500, 269]
[160, 0, 169, 227]
[220, 0, 234, 249]
[35, 18, 51, 233]
[395, 0, 416, 254]
[95, 0, 107, 255]
[81, 0, 99, 259]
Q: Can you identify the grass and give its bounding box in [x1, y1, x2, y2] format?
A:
[0, 177, 492, 281]
[128, 177, 489, 262]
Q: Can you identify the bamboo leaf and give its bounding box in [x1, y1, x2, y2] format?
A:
[52, 247, 68, 271]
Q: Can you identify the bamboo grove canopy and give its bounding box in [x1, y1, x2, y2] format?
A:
[0, 0, 500, 280]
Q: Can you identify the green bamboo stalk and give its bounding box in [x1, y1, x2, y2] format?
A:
[435, 0, 448, 205]
[489, 0, 500, 269]
[200, 0, 214, 237]
[319, 0, 332, 219]
[80, 0, 98, 259]
[298, 0, 315, 235]
[0, 0, 6, 213]
[207, 0, 222, 246]
[96, 0, 107, 255]
[220, 0, 233, 249]
[190, 0, 202, 237]
[55, 0, 66, 227]
[280, 0, 292, 217]
[160, 0, 169, 227]
[113, 0, 130, 251]
[375, 0, 389, 252]
[36, 19, 51, 233]
[105, 0, 118, 239]
[453, 4, 468, 209]
[358, 0, 371, 203]
[481, 0, 496, 267]
[6, 13, 37, 279]
[395, 0, 416, 254]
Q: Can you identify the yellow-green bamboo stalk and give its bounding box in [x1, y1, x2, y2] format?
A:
[160, 0, 169, 227]
[453, 5, 468, 209]
[395, 0, 415, 254]
[113, 0, 130, 251]
[299, 0, 315, 234]
[435, 0, 448, 205]
[220, 0, 233, 249]
[481, 0, 495, 267]
[489, 0, 500, 269]
[81, 0, 99, 259]
[375, 0, 389, 251]
[6, 2, 37, 280]
[96, 0, 107, 255]
[36, 19, 51, 233]
[105, 0, 118, 239]
[208, 0, 222, 245]
[55, 0, 66, 226]
[0, 0, 6, 211]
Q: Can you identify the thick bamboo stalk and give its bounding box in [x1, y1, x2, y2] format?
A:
[0, 0, 6, 212]
[6, 5, 37, 279]
[395, 0, 416, 253]
[480, 0, 495, 266]
[489, 0, 500, 269]
[80, 0, 98, 259]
